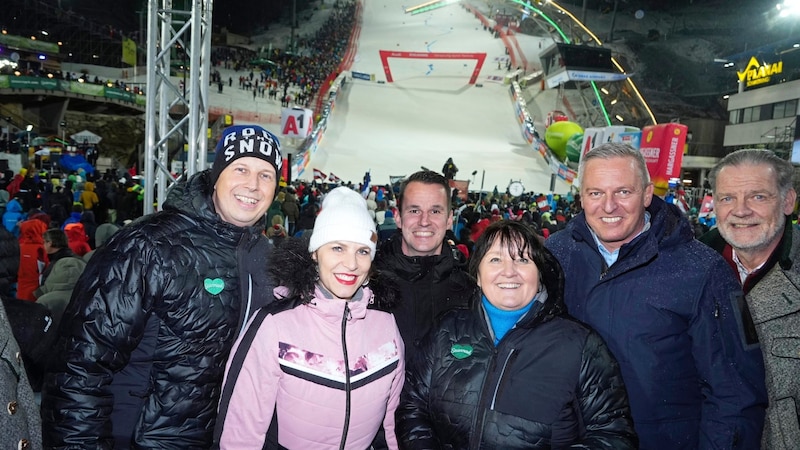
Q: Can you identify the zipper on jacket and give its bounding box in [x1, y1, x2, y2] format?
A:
[338, 303, 352, 450]
[490, 348, 518, 410]
[469, 346, 498, 450]
[240, 274, 254, 337]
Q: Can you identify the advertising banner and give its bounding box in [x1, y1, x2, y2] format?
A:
[68, 81, 105, 96]
[7, 77, 60, 90]
[280, 107, 313, 138]
[350, 71, 372, 81]
[639, 123, 688, 196]
[106, 88, 135, 103]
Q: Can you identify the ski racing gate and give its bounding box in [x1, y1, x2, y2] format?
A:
[378, 50, 487, 84]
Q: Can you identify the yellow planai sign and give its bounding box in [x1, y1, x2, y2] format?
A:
[737, 56, 783, 87]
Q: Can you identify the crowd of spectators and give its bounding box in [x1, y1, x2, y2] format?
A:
[210, 1, 357, 108]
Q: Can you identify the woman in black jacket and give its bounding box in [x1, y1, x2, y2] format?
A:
[397, 220, 637, 449]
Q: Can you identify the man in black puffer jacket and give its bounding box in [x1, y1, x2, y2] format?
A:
[41, 125, 282, 449]
[373, 170, 476, 364]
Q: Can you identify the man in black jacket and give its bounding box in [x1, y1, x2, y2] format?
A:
[374, 170, 476, 363]
[41, 125, 282, 449]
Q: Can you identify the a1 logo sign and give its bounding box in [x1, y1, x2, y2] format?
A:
[280, 107, 313, 138]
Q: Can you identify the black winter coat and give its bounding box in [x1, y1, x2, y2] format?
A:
[0, 225, 19, 295]
[41, 170, 274, 449]
[397, 246, 638, 449]
[374, 231, 475, 363]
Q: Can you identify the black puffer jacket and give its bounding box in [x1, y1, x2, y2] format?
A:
[41, 170, 274, 449]
[374, 231, 475, 363]
[397, 246, 638, 449]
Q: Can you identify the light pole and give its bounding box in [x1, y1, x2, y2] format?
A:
[60, 120, 67, 144]
[26, 124, 33, 149]
[3, 117, 10, 152]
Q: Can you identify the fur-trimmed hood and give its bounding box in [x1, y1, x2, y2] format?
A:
[269, 235, 400, 312]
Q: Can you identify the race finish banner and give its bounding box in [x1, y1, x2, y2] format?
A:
[378, 50, 487, 84]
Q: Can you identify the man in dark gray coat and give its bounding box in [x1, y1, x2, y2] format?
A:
[700, 148, 800, 450]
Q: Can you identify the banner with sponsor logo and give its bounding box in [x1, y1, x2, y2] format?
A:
[639, 123, 688, 196]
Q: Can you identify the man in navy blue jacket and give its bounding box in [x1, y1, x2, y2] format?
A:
[545, 143, 767, 449]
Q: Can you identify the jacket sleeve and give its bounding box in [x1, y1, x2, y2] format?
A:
[572, 331, 638, 449]
[396, 328, 441, 450]
[40, 239, 161, 449]
[382, 322, 406, 450]
[214, 310, 281, 449]
[692, 260, 767, 449]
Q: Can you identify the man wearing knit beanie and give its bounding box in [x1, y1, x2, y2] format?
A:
[211, 125, 283, 228]
[309, 187, 378, 260]
[42, 124, 283, 449]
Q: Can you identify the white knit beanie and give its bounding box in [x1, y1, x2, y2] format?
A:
[308, 187, 378, 259]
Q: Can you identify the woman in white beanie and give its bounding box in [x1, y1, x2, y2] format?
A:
[213, 187, 405, 450]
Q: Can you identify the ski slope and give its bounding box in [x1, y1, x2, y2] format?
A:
[306, 1, 570, 195]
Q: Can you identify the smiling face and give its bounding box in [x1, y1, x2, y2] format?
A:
[396, 181, 453, 256]
[212, 157, 277, 227]
[477, 238, 540, 311]
[312, 241, 373, 300]
[580, 156, 653, 253]
[714, 162, 796, 268]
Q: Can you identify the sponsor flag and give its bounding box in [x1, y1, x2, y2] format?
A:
[639, 123, 688, 196]
[122, 38, 137, 67]
[361, 171, 371, 197]
[698, 195, 714, 218]
[449, 180, 469, 202]
[536, 195, 550, 212]
[313, 168, 326, 182]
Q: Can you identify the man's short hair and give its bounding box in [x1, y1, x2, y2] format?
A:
[578, 142, 651, 189]
[397, 170, 452, 213]
[708, 149, 795, 200]
[43, 228, 69, 249]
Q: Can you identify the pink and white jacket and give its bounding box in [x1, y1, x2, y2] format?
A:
[214, 284, 404, 449]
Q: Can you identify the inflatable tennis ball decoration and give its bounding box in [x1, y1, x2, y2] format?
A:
[565, 132, 584, 163]
[545, 121, 583, 161]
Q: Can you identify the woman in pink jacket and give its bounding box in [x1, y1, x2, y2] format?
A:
[214, 187, 405, 449]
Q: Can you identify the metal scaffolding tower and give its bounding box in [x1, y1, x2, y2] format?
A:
[143, 0, 213, 215]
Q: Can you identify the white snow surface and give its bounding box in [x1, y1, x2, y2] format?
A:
[307, 1, 570, 194]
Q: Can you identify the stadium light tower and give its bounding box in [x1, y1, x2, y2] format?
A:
[776, 0, 800, 17]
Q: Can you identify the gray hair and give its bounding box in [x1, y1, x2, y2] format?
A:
[577, 142, 651, 189]
[708, 149, 795, 199]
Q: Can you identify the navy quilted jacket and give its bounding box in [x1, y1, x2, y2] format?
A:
[545, 196, 767, 450]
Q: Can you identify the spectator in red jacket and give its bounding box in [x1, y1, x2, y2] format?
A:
[64, 222, 91, 257]
[17, 219, 49, 301]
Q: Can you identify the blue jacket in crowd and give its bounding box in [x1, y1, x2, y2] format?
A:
[545, 195, 767, 450]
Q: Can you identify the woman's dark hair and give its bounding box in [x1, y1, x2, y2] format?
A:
[468, 220, 548, 279]
[42, 228, 69, 249]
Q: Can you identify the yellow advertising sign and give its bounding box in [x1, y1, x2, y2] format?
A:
[737, 56, 782, 87]
[122, 38, 137, 67]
